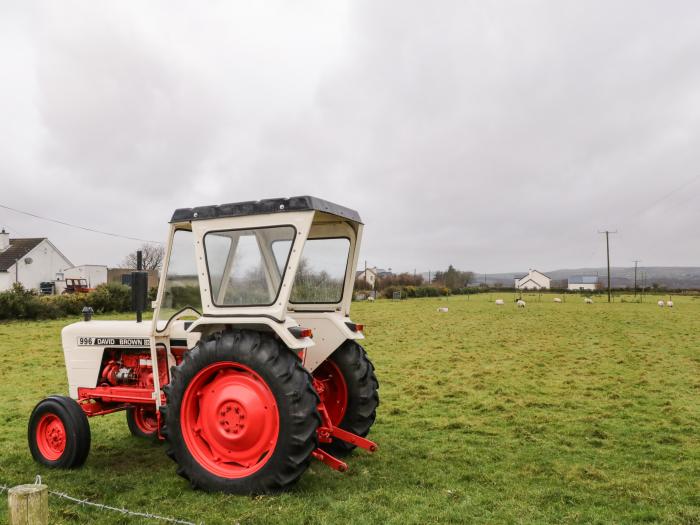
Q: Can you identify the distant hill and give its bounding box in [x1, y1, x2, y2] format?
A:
[480, 267, 700, 289]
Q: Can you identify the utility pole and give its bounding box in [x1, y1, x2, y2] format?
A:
[598, 230, 617, 303]
[633, 260, 640, 297]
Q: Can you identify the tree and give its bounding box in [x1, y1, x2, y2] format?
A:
[122, 244, 165, 271]
[442, 265, 475, 291]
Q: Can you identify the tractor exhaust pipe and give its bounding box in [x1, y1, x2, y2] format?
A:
[131, 250, 148, 323]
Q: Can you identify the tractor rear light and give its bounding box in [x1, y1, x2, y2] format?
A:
[289, 327, 313, 339]
[345, 322, 364, 332]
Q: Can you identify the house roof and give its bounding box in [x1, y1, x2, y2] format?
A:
[0, 238, 45, 272]
[515, 269, 551, 282]
[568, 275, 599, 284]
[516, 278, 544, 288]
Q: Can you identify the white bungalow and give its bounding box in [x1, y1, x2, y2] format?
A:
[514, 269, 551, 290]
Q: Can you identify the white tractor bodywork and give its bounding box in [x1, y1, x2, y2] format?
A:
[61, 197, 365, 407]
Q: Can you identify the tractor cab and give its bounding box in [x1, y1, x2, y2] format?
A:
[154, 196, 365, 371]
[30, 196, 378, 494]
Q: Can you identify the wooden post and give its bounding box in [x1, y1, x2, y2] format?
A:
[8, 484, 48, 525]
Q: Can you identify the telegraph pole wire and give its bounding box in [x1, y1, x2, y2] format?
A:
[0, 203, 163, 244]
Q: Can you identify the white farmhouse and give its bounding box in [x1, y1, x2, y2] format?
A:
[356, 267, 378, 288]
[567, 275, 599, 291]
[514, 269, 551, 290]
[0, 229, 72, 292]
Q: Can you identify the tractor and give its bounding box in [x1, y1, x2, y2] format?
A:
[28, 196, 379, 493]
[62, 278, 92, 294]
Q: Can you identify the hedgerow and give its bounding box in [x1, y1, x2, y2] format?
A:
[0, 283, 132, 320]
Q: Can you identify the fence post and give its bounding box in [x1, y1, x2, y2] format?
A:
[8, 484, 48, 525]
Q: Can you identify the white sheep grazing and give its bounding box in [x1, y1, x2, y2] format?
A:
[667, 300, 674, 307]
[553, 298, 562, 303]
[437, 307, 449, 313]
[495, 299, 505, 305]
[367, 296, 375, 302]
[657, 300, 665, 307]
[584, 297, 593, 304]
[516, 299, 526, 308]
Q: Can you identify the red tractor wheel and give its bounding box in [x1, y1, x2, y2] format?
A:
[313, 341, 379, 456]
[28, 396, 91, 468]
[126, 407, 160, 439]
[161, 330, 320, 493]
[313, 358, 348, 426]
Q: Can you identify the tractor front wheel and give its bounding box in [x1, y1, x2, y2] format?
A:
[126, 407, 160, 439]
[28, 396, 91, 468]
[161, 330, 320, 494]
[314, 341, 379, 456]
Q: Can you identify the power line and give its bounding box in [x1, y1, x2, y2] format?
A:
[627, 173, 700, 221]
[0, 203, 163, 244]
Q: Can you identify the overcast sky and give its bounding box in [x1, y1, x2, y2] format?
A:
[1, 1, 700, 274]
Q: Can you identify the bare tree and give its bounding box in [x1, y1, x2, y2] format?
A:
[122, 243, 165, 271]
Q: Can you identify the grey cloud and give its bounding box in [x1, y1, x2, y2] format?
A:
[1, 1, 699, 271]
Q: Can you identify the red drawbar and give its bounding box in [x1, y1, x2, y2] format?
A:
[312, 359, 348, 426]
[36, 413, 66, 461]
[311, 359, 377, 472]
[180, 362, 279, 479]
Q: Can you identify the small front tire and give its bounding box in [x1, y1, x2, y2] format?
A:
[126, 407, 160, 439]
[28, 396, 91, 468]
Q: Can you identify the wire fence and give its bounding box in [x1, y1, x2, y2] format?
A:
[2, 477, 201, 525]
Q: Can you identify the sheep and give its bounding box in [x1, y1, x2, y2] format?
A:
[437, 307, 449, 313]
[495, 299, 505, 305]
[367, 296, 375, 302]
[553, 298, 562, 303]
[584, 297, 593, 304]
[657, 300, 665, 307]
[666, 300, 674, 307]
[516, 299, 526, 308]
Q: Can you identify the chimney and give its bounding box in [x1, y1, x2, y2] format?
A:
[0, 229, 9, 252]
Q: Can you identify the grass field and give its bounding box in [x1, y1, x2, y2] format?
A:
[1, 293, 698, 524]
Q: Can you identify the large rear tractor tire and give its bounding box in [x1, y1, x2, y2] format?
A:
[126, 407, 159, 439]
[313, 340, 379, 456]
[161, 330, 320, 494]
[28, 396, 91, 468]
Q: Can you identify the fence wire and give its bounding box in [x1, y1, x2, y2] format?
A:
[2, 477, 201, 525]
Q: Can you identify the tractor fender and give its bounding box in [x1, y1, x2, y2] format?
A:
[185, 316, 314, 351]
[287, 313, 365, 372]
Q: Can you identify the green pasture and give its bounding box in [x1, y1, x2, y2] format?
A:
[0, 293, 698, 523]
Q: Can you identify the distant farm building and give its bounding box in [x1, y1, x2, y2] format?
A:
[0, 229, 72, 292]
[356, 268, 377, 288]
[108, 268, 160, 290]
[355, 267, 393, 288]
[63, 265, 108, 288]
[514, 269, 551, 290]
[567, 275, 599, 291]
